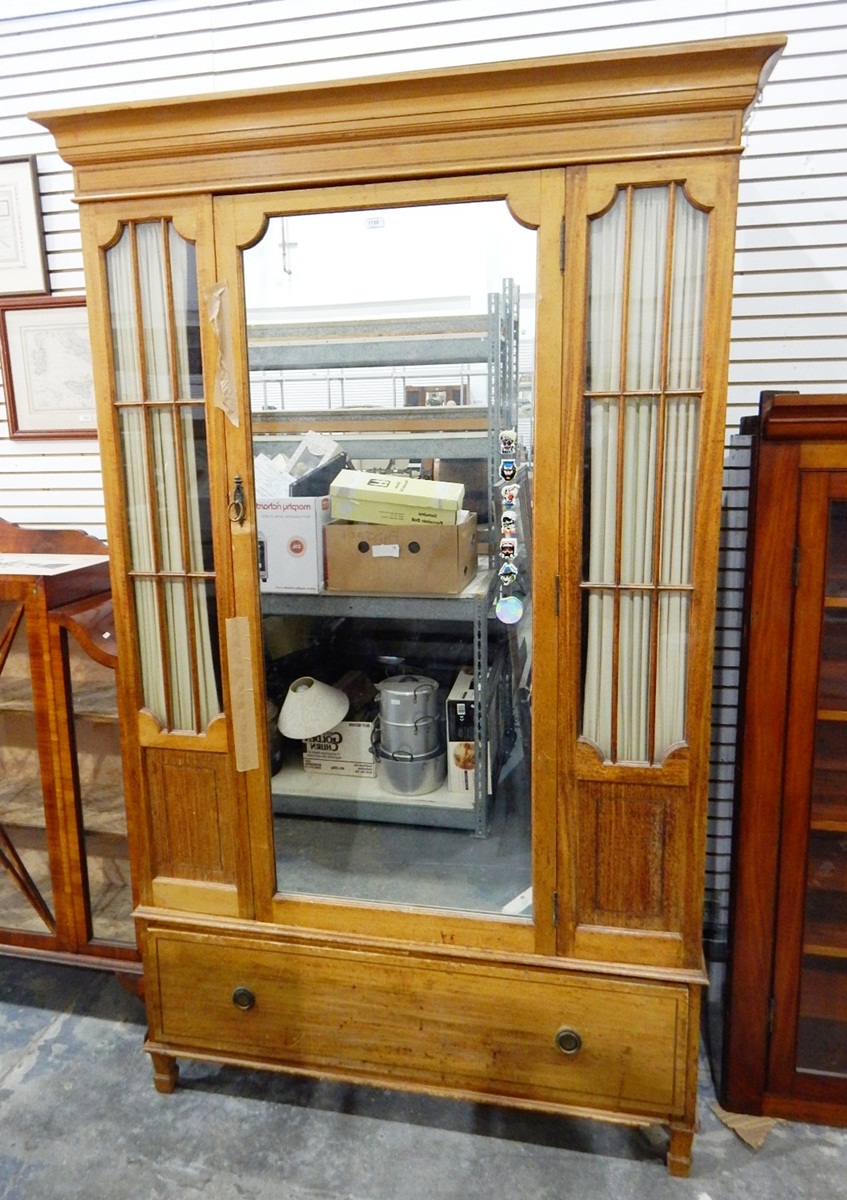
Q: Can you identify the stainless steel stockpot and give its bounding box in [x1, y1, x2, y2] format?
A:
[376, 674, 440, 723]
[378, 712, 444, 755]
[376, 744, 447, 797]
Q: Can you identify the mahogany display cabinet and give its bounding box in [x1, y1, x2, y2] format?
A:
[724, 392, 847, 1127]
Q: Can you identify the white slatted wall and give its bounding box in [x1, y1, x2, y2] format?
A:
[0, 0, 844, 535]
[0, 1, 842, 948]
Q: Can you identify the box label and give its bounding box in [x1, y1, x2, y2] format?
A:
[302, 757, 377, 778]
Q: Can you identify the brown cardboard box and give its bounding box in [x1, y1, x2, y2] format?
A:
[325, 511, 477, 595]
[303, 719, 377, 777]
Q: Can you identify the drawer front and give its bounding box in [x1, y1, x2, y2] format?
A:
[147, 929, 690, 1117]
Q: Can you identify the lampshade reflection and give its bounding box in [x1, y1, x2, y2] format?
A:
[278, 676, 349, 739]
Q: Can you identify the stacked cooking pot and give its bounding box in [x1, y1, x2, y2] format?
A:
[374, 674, 446, 796]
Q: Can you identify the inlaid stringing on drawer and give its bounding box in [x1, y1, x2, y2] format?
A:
[150, 930, 689, 1116]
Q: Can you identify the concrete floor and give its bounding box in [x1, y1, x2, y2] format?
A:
[1, 955, 846, 1200]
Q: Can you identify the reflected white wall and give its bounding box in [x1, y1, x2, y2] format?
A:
[243, 201, 537, 322]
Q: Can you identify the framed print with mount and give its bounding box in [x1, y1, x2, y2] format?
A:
[0, 157, 49, 295]
[0, 296, 97, 440]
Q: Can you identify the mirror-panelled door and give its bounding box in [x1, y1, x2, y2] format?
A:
[214, 172, 564, 952]
[80, 198, 252, 918]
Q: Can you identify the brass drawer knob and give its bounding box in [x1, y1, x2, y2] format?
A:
[555, 1027, 582, 1055]
[232, 986, 256, 1011]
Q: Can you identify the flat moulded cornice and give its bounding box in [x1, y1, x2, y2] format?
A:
[32, 33, 786, 200]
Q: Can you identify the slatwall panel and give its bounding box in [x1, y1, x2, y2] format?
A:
[706, 432, 755, 960]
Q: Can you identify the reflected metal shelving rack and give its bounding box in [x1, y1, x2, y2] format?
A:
[252, 283, 525, 835]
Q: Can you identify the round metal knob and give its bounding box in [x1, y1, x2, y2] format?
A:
[555, 1027, 582, 1056]
[232, 986, 256, 1011]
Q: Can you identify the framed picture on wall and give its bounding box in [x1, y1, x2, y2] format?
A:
[0, 157, 49, 295]
[0, 296, 97, 439]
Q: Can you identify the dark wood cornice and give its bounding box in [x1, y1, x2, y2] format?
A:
[761, 393, 847, 441]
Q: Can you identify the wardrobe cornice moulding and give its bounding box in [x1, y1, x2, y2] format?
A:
[32, 34, 785, 202]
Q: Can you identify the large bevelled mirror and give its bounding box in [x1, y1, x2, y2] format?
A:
[242, 198, 537, 919]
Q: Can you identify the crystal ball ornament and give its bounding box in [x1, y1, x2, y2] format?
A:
[495, 593, 524, 624]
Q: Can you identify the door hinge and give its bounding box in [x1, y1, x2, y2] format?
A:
[559, 219, 566, 274]
[792, 545, 800, 588]
[768, 994, 776, 1036]
[552, 890, 559, 927]
[554, 574, 560, 616]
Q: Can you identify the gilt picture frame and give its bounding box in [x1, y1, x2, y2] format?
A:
[0, 296, 97, 440]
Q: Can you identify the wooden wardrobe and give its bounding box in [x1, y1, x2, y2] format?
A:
[35, 34, 784, 1175]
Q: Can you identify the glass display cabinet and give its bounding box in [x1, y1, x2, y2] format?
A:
[35, 34, 784, 1175]
[724, 392, 847, 1128]
[0, 519, 137, 969]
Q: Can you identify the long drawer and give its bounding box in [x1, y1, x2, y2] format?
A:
[145, 926, 691, 1118]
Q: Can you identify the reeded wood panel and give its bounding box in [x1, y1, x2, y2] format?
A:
[146, 748, 237, 883]
[577, 782, 682, 931]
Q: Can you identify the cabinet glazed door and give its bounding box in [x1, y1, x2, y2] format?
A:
[559, 156, 740, 969]
[80, 199, 251, 919]
[770, 470, 847, 1101]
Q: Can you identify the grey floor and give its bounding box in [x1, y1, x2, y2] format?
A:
[2, 956, 846, 1199]
[273, 751, 532, 914]
[273, 705, 532, 916]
